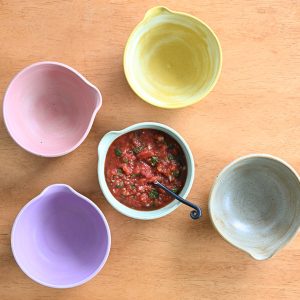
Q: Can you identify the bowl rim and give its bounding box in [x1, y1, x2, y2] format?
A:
[208, 153, 300, 260]
[11, 183, 111, 288]
[98, 122, 195, 220]
[3, 61, 102, 157]
[123, 6, 223, 109]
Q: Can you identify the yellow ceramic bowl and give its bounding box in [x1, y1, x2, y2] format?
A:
[124, 6, 222, 109]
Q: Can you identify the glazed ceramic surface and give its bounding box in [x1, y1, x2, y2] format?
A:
[11, 184, 111, 288]
[3, 62, 102, 157]
[124, 6, 222, 109]
[209, 155, 300, 260]
[98, 122, 195, 220]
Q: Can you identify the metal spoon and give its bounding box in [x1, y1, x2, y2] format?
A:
[153, 181, 202, 220]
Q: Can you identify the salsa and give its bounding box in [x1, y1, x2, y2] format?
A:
[105, 129, 187, 210]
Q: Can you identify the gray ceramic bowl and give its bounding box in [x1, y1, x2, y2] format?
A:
[209, 154, 300, 260]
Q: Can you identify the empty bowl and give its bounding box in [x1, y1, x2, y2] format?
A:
[3, 62, 102, 157]
[124, 6, 222, 109]
[11, 184, 111, 288]
[209, 154, 300, 260]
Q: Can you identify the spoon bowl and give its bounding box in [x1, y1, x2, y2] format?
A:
[153, 180, 201, 219]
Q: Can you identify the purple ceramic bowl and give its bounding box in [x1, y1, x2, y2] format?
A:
[11, 184, 111, 288]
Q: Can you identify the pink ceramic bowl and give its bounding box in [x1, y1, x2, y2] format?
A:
[3, 62, 102, 157]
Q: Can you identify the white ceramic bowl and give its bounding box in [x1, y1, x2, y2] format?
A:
[209, 154, 300, 260]
[98, 122, 194, 220]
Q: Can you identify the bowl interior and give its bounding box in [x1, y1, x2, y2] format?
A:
[12, 186, 110, 287]
[209, 157, 300, 259]
[4, 63, 99, 156]
[124, 9, 221, 108]
[98, 123, 194, 220]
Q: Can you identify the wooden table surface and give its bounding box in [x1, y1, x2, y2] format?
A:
[0, 1, 300, 299]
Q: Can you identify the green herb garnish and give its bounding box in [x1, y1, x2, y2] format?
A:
[130, 184, 136, 190]
[133, 146, 143, 154]
[150, 156, 159, 166]
[115, 181, 124, 188]
[167, 153, 175, 161]
[117, 168, 123, 174]
[171, 187, 178, 193]
[122, 157, 129, 163]
[173, 170, 180, 177]
[114, 148, 122, 157]
[149, 189, 159, 199]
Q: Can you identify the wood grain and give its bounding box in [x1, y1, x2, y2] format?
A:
[0, 0, 300, 299]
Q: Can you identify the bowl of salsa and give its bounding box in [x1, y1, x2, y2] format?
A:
[98, 122, 195, 220]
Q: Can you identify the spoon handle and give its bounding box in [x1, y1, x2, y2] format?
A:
[153, 181, 202, 220]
